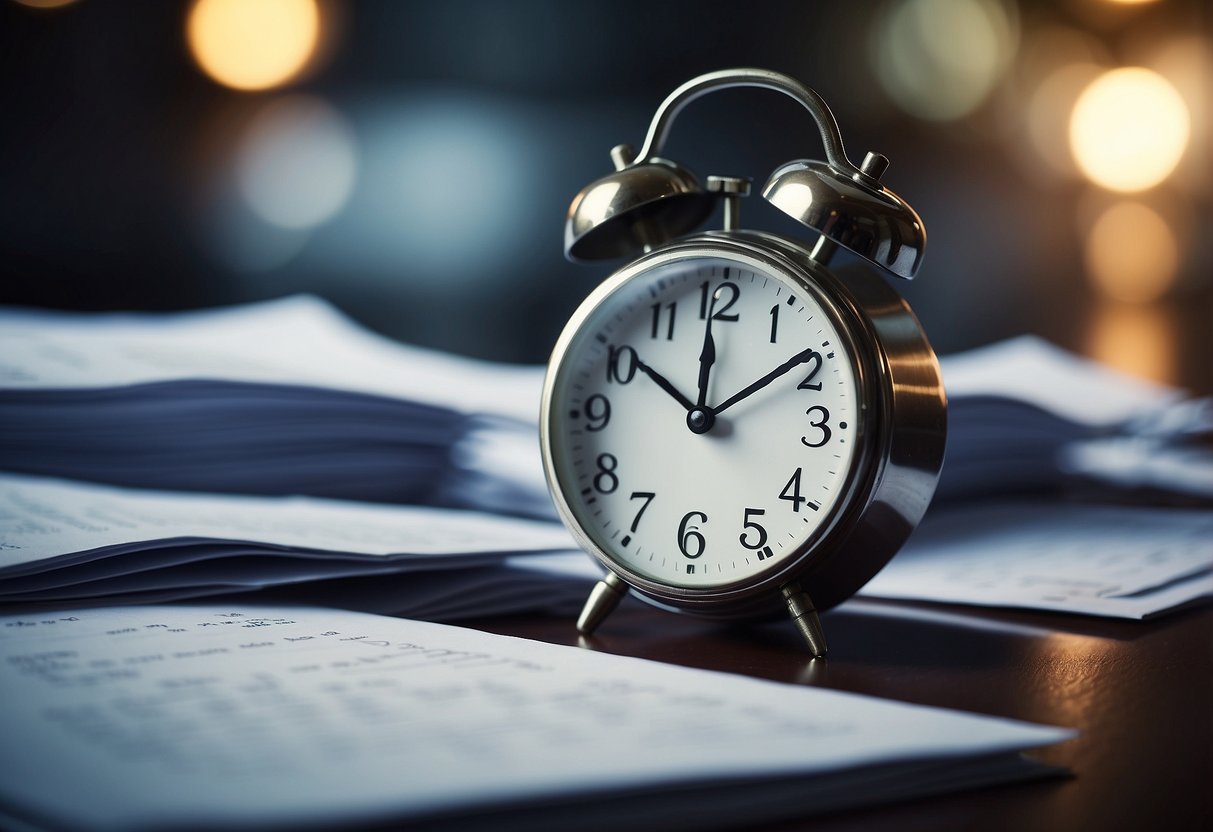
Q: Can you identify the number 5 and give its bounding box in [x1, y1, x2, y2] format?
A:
[739, 507, 768, 550]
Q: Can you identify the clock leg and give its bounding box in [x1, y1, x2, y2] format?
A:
[576, 571, 629, 636]
[781, 582, 828, 658]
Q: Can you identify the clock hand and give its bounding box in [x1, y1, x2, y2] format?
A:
[714, 347, 819, 415]
[696, 289, 721, 408]
[635, 358, 694, 411]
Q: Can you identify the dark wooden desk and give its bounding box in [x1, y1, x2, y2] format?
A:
[469, 598, 1212, 830]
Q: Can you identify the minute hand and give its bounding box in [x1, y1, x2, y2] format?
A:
[713, 347, 819, 415]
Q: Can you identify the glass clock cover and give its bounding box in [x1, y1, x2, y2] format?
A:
[546, 252, 865, 594]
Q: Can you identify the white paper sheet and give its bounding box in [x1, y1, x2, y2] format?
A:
[0, 604, 1072, 831]
[939, 336, 1180, 428]
[0, 473, 573, 570]
[861, 501, 1213, 619]
[0, 472, 586, 617]
[0, 295, 545, 423]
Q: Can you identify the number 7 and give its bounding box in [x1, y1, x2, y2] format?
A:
[629, 491, 656, 532]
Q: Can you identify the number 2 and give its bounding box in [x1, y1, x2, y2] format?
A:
[797, 350, 823, 391]
[698, 282, 740, 321]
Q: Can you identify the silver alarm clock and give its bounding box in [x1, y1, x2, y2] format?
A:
[540, 69, 946, 655]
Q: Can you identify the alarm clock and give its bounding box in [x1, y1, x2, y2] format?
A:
[539, 68, 946, 655]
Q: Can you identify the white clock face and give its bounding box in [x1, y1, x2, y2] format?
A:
[546, 253, 863, 590]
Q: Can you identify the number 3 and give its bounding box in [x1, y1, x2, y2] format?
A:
[801, 406, 831, 448]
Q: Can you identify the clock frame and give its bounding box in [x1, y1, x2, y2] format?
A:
[541, 69, 946, 654]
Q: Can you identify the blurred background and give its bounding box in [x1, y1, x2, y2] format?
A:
[1, 0, 1209, 391]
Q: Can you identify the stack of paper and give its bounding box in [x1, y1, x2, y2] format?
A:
[0, 473, 598, 615]
[4, 468, 1205, 621]
[2, 297, 1208, 619]
[0, 297, 550, 519]
[3, 297, 1207, 522]
[1059, 395, 1213, 499]
[0, 604, 1073, 831]
[861, 500, 1213, 619]
[935, 336, 1197, 500]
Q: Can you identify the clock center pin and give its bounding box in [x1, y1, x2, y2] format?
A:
[687, 407, 715, 434]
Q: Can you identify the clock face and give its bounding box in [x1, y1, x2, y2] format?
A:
[545, 251, 865, 592]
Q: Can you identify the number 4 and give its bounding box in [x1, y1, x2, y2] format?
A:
[779, 468, 805, 512]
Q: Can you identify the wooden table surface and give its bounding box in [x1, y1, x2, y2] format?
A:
[469, 596, 1213, 830]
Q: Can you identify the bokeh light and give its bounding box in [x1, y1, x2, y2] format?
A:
[1145, 36, 1213, 197]
[1026, 62, 1105, 180]
[236, 95, 358, 230]
[872, 0, 1019, 121]
[312, 92, 540, 292]
[10, 0, 79, 8]
[1087, 302, 1176, 387]
[1083, 201, 1179, 303]
[1069, 68, 1190, 192]
[187, 0, 320, 92]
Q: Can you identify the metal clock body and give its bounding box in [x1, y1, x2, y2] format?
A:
[541, 70, 946, 654]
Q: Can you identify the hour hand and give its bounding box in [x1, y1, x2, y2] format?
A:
[636, 358, 694, 411]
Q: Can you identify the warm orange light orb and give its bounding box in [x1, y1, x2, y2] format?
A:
[1069, 68, 1189, 192]
[11, 0, 80, 8]
[1084, 202, 1179, 303]
[187, 0, 320, 92]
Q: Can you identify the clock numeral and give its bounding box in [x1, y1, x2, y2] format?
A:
[698, 282, 740, 322]
[628, 491, 656, 532]
[677, 511, 707, 559]
[739, 507, 769, 551]
[796, 350, 824, 392]
[583, 394, 610, 432]
[801, 405, 832, 448]
[606, 345, 639, 385]
[649, 302, 676, 340]
[768, 304, 779, 344]
[779, 468, 806, 512]
[593, 453, 619, 494]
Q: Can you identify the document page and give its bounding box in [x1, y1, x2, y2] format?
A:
[862, 501, 1213, 618]
[940, 336, 1179, 428]
[0, 474, 575, 572]
[0, 475, 585, 610]
[0, 604, 1071, 831]
[0, 295, 544, 422]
